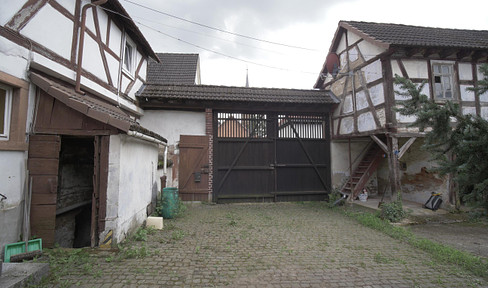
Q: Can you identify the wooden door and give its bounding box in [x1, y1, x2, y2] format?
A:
[178, 135, 210, 201]
[28, 135, 61, 247]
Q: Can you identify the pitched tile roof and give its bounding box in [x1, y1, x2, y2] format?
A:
[30, 71, 167, 143]
[147, 53, 199, 84]
[137, 84, 338, 104]
[341, 21, 488, 49]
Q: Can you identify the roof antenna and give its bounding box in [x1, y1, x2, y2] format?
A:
[245, 67, 249, 87]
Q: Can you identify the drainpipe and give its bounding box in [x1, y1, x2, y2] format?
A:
[75, 0, 108, 94]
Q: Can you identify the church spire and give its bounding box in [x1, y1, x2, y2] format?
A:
[245, 67, 249, 87]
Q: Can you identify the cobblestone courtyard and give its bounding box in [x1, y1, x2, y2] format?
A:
[47, 203, 486, 287]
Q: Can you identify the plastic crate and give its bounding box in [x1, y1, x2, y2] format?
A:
[4, 239, 42, 263]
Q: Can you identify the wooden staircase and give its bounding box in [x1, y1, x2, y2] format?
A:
[341, 144, 384, 199]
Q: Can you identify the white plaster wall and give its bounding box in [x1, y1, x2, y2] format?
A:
[105, 135, 159, 244]
[369, 83, 384, 106]
[109, 23, 122, 55]
[347, 31, 361, 45]
[339, 117, 354, 134]
[336, 36, 347, 55]
[458, 63, 473, 81]
[83, 36, 107, 81]
[402, 60, 429, 79]
[343, 94, 353, 114]
[460, 85, 475, 101]
[0, 151, 27, 259]
[0, 0, 27, 26]
[357, 112, 376, 132]
[391, 60, 402, 77]
[481, 107, 488, 120]
[357, 40, 386, 61]
[140, 110, 206, 145]
[355, 90, 368, 111]
[363, 60, 382, 83]
[462, 107, 476, 116]
[20, 4, 73, 60]
[0, 37, 30, 80]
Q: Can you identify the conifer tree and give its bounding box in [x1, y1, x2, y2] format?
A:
[394, 64, 488, 211]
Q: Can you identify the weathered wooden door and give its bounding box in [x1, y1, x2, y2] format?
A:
[28, 135, 61, 247]
[214, 112, 330, 202]
[178, 135, 210, 201]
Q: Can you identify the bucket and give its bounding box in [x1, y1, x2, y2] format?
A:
[161, 187, 179, 219]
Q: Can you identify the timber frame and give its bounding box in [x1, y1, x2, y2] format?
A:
[315, 21, 488, 202]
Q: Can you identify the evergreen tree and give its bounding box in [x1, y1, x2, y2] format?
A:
[394, 64, 488, 211]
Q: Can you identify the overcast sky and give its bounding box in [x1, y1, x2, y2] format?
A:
[120, 0, 488, 89]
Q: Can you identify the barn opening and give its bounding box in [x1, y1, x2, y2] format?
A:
[55, 136, 94, 248]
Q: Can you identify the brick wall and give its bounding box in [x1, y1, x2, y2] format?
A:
[205, 108, 213, 202]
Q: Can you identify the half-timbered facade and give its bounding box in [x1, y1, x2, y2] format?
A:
[0, 0, 166, 252]
[315, 21, 488, 205]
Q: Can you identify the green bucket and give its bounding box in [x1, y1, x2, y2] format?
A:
[161, 187, 179, 219]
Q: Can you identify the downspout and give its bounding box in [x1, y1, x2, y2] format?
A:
[75, 0, 108, 94]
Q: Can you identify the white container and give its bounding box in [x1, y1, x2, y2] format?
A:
[358, 193, 368, 202]
[146, 216, 164, 230]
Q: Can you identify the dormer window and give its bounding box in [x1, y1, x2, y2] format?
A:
[432, 63, 454, 100]
[123, 36, 135, 75]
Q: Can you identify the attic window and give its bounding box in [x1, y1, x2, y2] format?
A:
[123, 37, 135, 75]
[432, 64, 453, 99]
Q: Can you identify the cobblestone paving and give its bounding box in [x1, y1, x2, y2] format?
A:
[53, 203, 487, 287]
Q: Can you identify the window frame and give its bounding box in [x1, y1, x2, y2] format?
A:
[432, 63, 455, 100]
[0, 83, 12, 140]
[122, 35, 136, 77]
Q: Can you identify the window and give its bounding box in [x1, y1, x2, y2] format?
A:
[432, 64, 454, 99]
[0, 84, 12, 139]
[123, 37, 135, 74]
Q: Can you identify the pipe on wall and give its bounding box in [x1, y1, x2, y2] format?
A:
[75, 0, 108, 94]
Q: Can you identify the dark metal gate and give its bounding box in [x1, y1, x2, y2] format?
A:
[214, 112, 330, 202]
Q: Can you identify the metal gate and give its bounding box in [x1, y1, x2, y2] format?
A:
[214, 112, 330, 202]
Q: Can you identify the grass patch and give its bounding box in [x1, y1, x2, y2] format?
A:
[336, 206, 488, 280]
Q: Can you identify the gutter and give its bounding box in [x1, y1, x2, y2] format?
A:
[127, 131, 168, 174]
[75, 0, 109, 94]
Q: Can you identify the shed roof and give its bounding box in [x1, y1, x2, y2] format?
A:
[137, 84, 338, 105]
[147, 53, 199, 84]
[30, 71, 167, 143]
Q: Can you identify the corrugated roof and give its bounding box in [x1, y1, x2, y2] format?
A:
[137, 84, 338, 104]
[147, 53, 199, 84]
[30, 71, 167, 143]
[341, 21, 488, 49]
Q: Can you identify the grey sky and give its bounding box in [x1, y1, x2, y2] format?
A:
[120, 0, 488, 89]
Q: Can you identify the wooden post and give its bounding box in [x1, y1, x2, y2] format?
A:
[348, 138, 353, 202]
[386, 135, 401, 201]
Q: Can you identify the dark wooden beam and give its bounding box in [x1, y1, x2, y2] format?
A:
[472, 50, 488, 61]
[423, 48, 439, 58]
[405, 47, 423, 58]
[456, 49, 472, 60]
[439, 48, 458, 59]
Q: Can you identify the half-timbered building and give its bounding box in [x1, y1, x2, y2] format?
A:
[315, 21, 488, 205]
[0, 0, 166, 251]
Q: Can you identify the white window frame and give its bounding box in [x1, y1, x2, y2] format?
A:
[122, 35, 136, 77]
[0, 83, 12, 140]
[432, 63, 455, 100]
